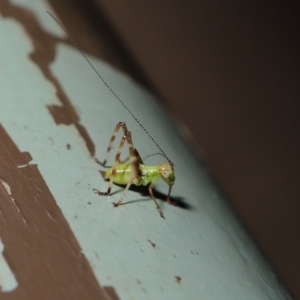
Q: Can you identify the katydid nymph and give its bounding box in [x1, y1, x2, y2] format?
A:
[92, 122, 175, 217]
[47, 12, 176, 217]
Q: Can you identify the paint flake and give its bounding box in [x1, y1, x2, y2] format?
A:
[0, 238, 18, 292]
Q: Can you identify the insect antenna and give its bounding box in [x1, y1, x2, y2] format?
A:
[47, 11, 173, 168]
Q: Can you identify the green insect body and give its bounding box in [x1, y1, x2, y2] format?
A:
[105, 162, 175, 187]
[93, 122, 175, 218]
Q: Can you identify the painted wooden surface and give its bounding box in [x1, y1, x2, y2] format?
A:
[0, 1, 292, 299]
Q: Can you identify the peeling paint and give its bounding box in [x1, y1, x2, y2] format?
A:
[0, 178, 27, 224]
[175, 276, 182, 284]
[0, 1, 292, 300]
[10, 0, 65, 38]
[0, 238, 18, 292]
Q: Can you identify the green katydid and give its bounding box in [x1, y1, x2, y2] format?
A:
[92, 122, 175, 217]
[47, 12, 175, 217]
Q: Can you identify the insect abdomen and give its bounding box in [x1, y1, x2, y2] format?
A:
[105, 164, 133, 185]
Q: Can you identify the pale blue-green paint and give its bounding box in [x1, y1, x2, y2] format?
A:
[0, 7, 291, 300]
[0, 237, 18, 292]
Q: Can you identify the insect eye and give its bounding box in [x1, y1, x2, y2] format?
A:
[161, 171, 167, 178]
[160, 163, 171, 178]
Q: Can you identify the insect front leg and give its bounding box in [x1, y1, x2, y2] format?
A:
[148, 184, 164, 218]
[166, 185, 176, 205]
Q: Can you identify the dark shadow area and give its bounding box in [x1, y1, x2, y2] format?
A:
[94, 2, 300, 296]
[117, 183, 191, 210]
[201, 164, 294, 299]
[49, 0, 155, 89]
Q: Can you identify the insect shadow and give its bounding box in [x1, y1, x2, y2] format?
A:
[99, 170, 191, 210]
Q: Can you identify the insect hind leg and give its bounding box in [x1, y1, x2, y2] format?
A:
[95, 122, 138, 166]
[94, 122, 145, 211]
